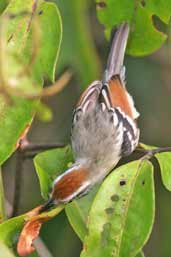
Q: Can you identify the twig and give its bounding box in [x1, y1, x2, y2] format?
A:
[135, 146, 171, 159]
[6, 70, 72, 100]
[12, 149, 24, 217]
[21, 142, 66, 152]
[0, 167, 7, 221]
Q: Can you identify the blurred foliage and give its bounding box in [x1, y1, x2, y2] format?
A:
[0, 0, 62, 165]
[0, 0, 9, 14]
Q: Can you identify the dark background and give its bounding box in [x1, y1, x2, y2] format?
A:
[3, 1, 171, 256]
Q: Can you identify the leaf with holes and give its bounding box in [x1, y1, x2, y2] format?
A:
[155, 152, 171, 191]
[0, 0, 62, 165]
[96, 0, 168, 56]
[81, 160, 155, 257]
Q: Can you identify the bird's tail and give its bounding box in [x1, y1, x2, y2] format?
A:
[103, 22, 130, 83]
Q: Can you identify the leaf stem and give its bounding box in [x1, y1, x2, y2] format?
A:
[135, 147, 171, 158]
[0, 167, 7, 221]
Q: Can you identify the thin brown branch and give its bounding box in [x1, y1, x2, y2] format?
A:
[7, 71, 72, 99]
[21, 142, 66, 152]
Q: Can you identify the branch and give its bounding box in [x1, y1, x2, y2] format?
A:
[135, 146, 171, 159]
[12, 149, 24, 217]
[21, 142, 66, 152]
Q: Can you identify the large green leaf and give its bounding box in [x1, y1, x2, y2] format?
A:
[155, 152, 171, 191]
[0, 0, 62, 165]
[81, 160, 155, 257]
[96, 0, 167, 56]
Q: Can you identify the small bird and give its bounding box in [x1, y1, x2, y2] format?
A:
[42, 22, 140, 211]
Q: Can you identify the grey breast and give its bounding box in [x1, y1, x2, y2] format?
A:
[71, 103, 123, 169]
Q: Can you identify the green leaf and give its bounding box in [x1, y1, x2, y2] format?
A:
[0, 204, 64, 255]
[155, 152, 171, 191]
[34, 146, 73, 199]
[81, 160, 155, 257]
[0, 0, 9, 14]
[96, 0, 167, 56]
[0, 0, 62, 165]
[138, 143, 171, 191]
[0, 241, 16, 257]
[0, 214, 25, 248]
[55, 0, 101, 89]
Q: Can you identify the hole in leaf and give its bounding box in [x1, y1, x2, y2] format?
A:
[96, 2, 107, 9]
[152, 15, 167, 35]
[38, 10, 43, 15]
[120, 180, 126, 186]
[101, 223, 111, 247]
[141, 0, 146, 7]
[105, 207, 114, 215]
[142, 180, 145, 186]
[111, 194, 119, 202]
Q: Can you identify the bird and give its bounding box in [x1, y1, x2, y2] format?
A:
[41, 22, 140, 212]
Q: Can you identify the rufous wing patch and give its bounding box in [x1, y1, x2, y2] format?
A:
[52, 168, 88, 201]
[108, 77, 135, 119]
